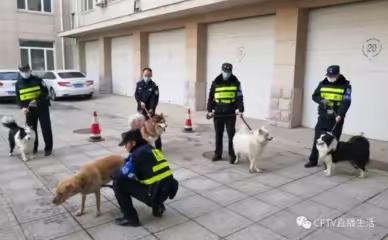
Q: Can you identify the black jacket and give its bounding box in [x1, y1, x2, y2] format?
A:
[207, 74, 244, 116]
[131, 143, 178, 202]
[312, 75, 351, 118]
[135, 80, 159, 115]
[15, 75, 50, 109]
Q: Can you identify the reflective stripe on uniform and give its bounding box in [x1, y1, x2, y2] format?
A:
[141, 170, 173, 185]
[152, 149, 165, 162]
[152, 161, 169, 172]
[215, 92, 236, 99]
[215, 86, 237, 92]
[19, 86, 40, 94]
[215, 99, 236, 104]
[320, 92, 343, 102]
[320, 87, 345, 94]
[19, 92, 40, 101]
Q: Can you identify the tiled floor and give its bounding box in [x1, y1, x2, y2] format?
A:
[0, 95, 388, 240]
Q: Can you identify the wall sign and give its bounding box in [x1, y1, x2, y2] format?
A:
[362, 38, 383, 59]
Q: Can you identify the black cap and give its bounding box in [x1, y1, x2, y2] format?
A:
[118, 129, 143, 146]
[18, 64, 31, 72]
[222, 63, 233, 73]
[326, 65, 340, 77]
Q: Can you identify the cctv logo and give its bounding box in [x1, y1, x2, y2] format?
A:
[296, 216, 312, 229]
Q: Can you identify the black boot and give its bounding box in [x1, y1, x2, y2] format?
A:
[212, 155, 222, 161]
[114, 216, 140, 227]
[152, 204, 166, 218]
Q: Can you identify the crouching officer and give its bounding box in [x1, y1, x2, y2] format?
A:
[135, 67, 162, 150]
[305, 65, 352, 168]
[207, 63, 244, 163]
[113, 129, 178, 226]
[15, 64, 53, 156]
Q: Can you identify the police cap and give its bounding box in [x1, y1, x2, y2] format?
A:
[222, 63, 233, 73]
[326, 65, 340, 77]
[118, 129, 143, 146]
[18, 64, 31, 72]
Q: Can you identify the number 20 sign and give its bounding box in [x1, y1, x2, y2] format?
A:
[362, 38, 383, 59]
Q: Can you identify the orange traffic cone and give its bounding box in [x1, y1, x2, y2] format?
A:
[89, 111, 104, 142]
[184, 108, 194, 132]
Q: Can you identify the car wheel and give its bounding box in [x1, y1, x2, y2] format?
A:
[50, 88, 57, 101]
[85, 93, 93, 99]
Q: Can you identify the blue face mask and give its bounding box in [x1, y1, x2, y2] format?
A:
[222, 72, 231, 80]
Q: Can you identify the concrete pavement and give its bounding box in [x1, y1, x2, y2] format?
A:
[0, 95, 388, 240]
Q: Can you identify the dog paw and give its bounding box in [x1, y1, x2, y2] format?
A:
[75, 211, 84, 217]
[9, 153, 14, 156]
[325, 172, 331, 177]
[249, 168, 255, 174]
[254, 168, 263, 173]
[95, 212, 101, 217]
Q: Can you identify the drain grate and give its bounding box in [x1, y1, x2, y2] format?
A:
[73, 128, 90, 134]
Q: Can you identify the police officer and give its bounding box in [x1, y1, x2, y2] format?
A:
[15, 64, 53, 156]
[207, 63, 244, 163]
[305, 65, 352, 168]
[113, 129, 178, 226]
[134, 67, 162, 150]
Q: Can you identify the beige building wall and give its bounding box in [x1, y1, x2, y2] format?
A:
[0, 0, 75, 70]
[63, 0, 375, 128]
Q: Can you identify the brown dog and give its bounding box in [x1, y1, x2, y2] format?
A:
[52, 155, 124, 217]
[140, 113, 167, 144]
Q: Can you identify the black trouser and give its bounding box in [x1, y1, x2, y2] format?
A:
[26, 106, 53, 153]
[308, 115, 344, 164]
[113, 178, 152, 221]
[213, 116, 236, 157]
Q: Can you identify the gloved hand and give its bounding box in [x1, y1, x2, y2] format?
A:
[206, 112, 214, 119]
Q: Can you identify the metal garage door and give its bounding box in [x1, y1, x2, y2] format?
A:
[207, 16, 275, 119]
[85, 41, 100, 92]
[149, 29, 186, 106]
[111, 36, 134, 96]
[303, 1, 388, 141]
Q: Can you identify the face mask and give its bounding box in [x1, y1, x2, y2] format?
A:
[20, 71, 31, 79]
[144, 76, 151, 82]
[222, 72, 231, 80]
[327, 77, 337, 83]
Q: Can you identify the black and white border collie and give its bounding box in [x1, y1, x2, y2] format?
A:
[316, 132, 370, 178]
[1, 116, 36, 161]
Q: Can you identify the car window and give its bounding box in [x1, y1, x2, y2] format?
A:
[58, 72, 85, 78]
[0, 72, 18, 80]
[43, 72, 56, 79]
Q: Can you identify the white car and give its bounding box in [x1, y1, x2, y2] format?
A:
[42, 70, 94, 100]
[0, 70, 18, 99]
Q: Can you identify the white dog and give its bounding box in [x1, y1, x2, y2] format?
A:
[2, 116, 36, 161]
[232, 126, 273, 173]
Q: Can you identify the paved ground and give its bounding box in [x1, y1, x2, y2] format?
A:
[1, 95, 388, 240]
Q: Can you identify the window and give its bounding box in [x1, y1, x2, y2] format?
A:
[19, 40, 55, 71]
[43, 72, 56, 79]
[82, 0, 94, 11]
[0, 72, 19, 81]
[17, 0, 52, 13]
[58, 72, 86, 78]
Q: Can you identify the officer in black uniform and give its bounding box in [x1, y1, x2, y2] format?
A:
[113, 129, 178, 227]
[15, 64, 53, 156]
[134, 67, 162, 150]
[207, 63, 244, 163]
[305, 65, 352, 168]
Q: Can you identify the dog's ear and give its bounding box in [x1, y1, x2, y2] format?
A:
[258, 128, 264, 135]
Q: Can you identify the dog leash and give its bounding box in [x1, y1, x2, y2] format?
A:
[240, 115, 252, 131]
[206, 113, 253, 131]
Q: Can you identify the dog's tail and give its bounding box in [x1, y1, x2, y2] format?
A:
[1, 116, 18, 129]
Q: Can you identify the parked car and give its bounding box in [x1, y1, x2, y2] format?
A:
[0, 70, 19, 100]
[41, 70, 94, 100]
